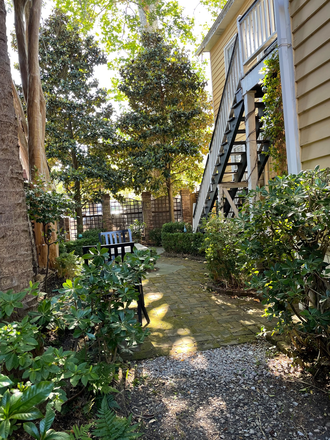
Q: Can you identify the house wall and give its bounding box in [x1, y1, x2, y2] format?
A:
[210, 0, 255, 117]
[289, 0, 330, 170]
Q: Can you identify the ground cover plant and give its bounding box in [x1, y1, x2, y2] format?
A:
[0, 245, 156, 439]
[240, 167, 330, 365]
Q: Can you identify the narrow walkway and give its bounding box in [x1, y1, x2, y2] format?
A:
[132, 253, 274, 360]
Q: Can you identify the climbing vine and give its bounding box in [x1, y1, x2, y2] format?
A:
[260, 49, 287, 175]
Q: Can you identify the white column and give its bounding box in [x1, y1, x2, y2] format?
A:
[274, 0, 301, 174]
[244, 91, 258, 191]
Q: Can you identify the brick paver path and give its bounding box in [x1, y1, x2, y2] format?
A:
[131, 254, 274, 360]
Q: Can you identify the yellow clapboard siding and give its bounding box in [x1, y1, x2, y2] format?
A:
[301, 138, 330, 162]
[294, 25, 330, 65]
[299, 100, 330, 129]
[293, 4, 330, 48]
[300, 118, 330, 146]
[289, 0, 310, 16]
[291, 0, 328, 31]
[294, 41, 330, 81]
[301, 148, 330, 170]
[209, 0, 255, 120]
[297, 81, 330, 114]
[296, 61, 330, 98]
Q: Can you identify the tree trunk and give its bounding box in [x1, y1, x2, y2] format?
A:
[71, 148, 83, 235]
[13, 0, 58, 269]
[0, 0, 34, 292]
[166, 177, 175, 223]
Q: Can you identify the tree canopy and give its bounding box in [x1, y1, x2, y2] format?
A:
[39, 11, 125, 234]
[116, 32, 212, 220]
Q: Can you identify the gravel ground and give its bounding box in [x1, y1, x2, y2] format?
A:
[125, 341, 330, 440]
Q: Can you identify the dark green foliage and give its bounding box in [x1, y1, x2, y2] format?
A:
[240, 167, 330, 356]
[92, 397, 141, 439]
[117, 32, 212, 216]
[148, 228, 162, 246]
[64, 239, 95, 257]
[161, 232, 204, 255]
[161, 222, 192, 234]
[201, 214, 247, 288]
[39, 11, 125, 234]
[80, 229, 103, 242]
[63, 231, 102, 257]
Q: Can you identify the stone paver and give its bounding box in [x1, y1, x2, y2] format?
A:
[131, 254, 275, 359]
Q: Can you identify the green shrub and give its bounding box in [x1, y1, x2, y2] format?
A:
[129, 219, 146, 241]
[161, 222, 192, 234]
[240, 167, 330, 358]
[161, 232, 204, 255]
[148, 228, 162, 246]
[55, 252, 82, 279]
[201, 214, 247, 288]
[81, 228, 103, 241]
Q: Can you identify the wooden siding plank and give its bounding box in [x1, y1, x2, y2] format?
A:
[301, 138, 330, 162]
[293, 4, 330, 48]
[300, 118, 330, 146]
[302, 156, 330, 170]
[294, 26, 330, 65]
[299, 100, 330, 129]
[291, 0, 328, 32]
[297, 81, 330, 114]
[289, 0, 311, 17]
[296, 61, 330, 97]
[294, 41, 330, 80]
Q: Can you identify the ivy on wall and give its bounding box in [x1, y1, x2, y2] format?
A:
[260, 49, 287, 176]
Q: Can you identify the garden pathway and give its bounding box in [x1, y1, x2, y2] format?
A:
[131, 252, 275, 360]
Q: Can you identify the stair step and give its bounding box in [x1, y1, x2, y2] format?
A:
[233, 141, 246, 145]
[237, 129, 245, 134]
[221, 141, 228, 146]
[232, 100, 242, 109]
[255, 102, 265, 108]
[228, 116, 235, 122]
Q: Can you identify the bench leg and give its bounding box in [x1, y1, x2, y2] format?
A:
[137, 283, 150, 325]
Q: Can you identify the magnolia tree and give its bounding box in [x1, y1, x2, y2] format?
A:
[39, 11, 126, 235]
[117, 32, 212, 221]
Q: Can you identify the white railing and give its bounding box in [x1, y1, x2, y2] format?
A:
[238, 0, 276, 69]
[193, 37, 241, 231]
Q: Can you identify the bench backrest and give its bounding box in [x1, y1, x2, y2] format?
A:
[99, 229, 133, 245]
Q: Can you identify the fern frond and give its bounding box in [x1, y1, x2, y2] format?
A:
[69, 423, 93, 440]
[106, 393, 121, 410]
[93, 397, 142, 440]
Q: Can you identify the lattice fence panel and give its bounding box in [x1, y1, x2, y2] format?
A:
[110, 198, 143, 230]
[151, 195, 182, 229]
[69, 203, 103, 240]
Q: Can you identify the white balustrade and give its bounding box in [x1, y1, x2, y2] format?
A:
[238, 0, 276, 69]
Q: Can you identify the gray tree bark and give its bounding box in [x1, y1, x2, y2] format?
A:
[0, 0, 34, 292]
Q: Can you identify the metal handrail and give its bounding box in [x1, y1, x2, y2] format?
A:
[193, 36, 241, 231]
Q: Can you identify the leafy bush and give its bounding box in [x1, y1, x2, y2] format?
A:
[201, 214, 247, 288]
[81, 229, 103, 242]
[148, 228, 162, 246]
[64, 238, 98, 257]
[55, 252, 82, 279]
[129, 219, 146, 242]
[161, 222, 192, 234]
[161, 232, 204, 255]
[240, 168, 330, 357]
[0, 245, 156, 438]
